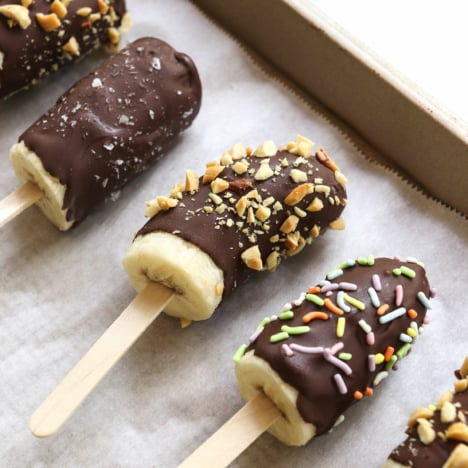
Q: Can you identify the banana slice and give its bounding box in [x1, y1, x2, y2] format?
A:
[10, 141, 71, 230]
[235, 349, 316, 446]
[123, 232, 223, 321]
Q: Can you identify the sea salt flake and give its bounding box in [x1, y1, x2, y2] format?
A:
[92, 78, 103, 88]
[151, 57, 161, 70]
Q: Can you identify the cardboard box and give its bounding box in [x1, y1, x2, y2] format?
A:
[194, 0, 468, 216]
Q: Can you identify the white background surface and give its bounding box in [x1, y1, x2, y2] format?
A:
[311, 0, 468, 124]
[1, 1, 467, 467]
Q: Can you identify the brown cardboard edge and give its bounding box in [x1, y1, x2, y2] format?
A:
[193, 0, 468, 217]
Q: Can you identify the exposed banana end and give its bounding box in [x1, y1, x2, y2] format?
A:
[235, 350, 316, 446]
[381, 461, 408, 468]
[123, 231, 224, 321]
[10, 141, 72, 230]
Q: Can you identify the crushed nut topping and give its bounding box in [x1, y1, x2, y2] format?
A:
[51, 0, 67, 19]
[185, 169, 199, 192]
[36, 12, 61, 31]
[253, 140, 277, 157]
[202, 164, 224, 184]
[63, 36, 80, 56]
[417, 418, 436, 445]
[241, 245, 263, 271]
[0, 4, 31, 29]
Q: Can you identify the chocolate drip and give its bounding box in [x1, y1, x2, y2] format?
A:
[247, 258, 431, 435]
[20, 37, 202, 226]
[137, 147, 347, 296]
[0, 0, 127, 99]
[389, 381, 468, 467]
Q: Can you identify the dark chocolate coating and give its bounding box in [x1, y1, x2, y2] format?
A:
[0, 0, 127, 99]
[137, 147, 347, 296]
[20, 36, 202, 226]
[389, 378, 468, 467]
[247, 258, 431, 435]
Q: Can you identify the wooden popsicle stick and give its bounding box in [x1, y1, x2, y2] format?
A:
[0, 181, 43, 228]
[179, 392, 281, 468]
[29, 282, 174, 438]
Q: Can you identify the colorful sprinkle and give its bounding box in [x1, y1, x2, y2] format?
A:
[373, 371, 389, 385]
[368, 354, 376, 372]
[338, 282, 358, 291]
[260, 317, 271, 327]
[407, 308, 418, 319]
[406, 256, 419, 264]
[407, 327, 417, 338]
[334, 373, 348, 394]
[358, 319, 372, 334]
[375, 353, 385, 365]
[385, 355, 398, 371]
[377, 304, 390, 316]
[249, 327, 264, 344]
[281, 325, 310, 335]
[368, 287, 381, 307]
[323, 350, 353, 375]
[372, 274, 382, 291]
[302, 311, 329, 323]
[379, 307, 407, 324]
[290, 343, 324, 354]
[281, 343, 294, 357]
[366, 332, 375, 346]
[336, 317, 346, 337]
[357, 257, 368, 265]
[338, 258, 356, 269]
[307, 286, 321, 294]
[270, 331, 289, 343]
[306, 293, 325, 306]
[396, 343, 411, 359]
[292, 293, 306, 306]
[400, 266, 416, 278]
[338, 352, 352, 361]
[365, 387, 373, 397]
[384, 346, 395, 362]
[330, 342, 344, 354]
[327, 268, 343, 280]
[321, 283, 339, 293]
[392, 268, 402, 276]
[279, 310, 294, 320]
[324, 298, 344, 316]
[343, 293, 365, 311]
[395, 284, 404, 306]
[399, 333, 412, 343]
[367, 254, 375, 265]
[417, 291, 432, 309]
[337, 291, 351, 313]
[233, 344, 248, 363]
[353, 390, 363, 400]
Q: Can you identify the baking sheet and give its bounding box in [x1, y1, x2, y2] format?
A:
[1, 1, 467, 467]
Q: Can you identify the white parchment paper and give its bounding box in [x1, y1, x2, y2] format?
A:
[1, 1, 467, 467]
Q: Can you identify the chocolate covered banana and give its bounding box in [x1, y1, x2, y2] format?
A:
[123, 136, 347, 322]
[0, 0, 130, 99]
[384, 357, 468, 468]
[233, 256, 433, 446]
[9, 36, 202, 230]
